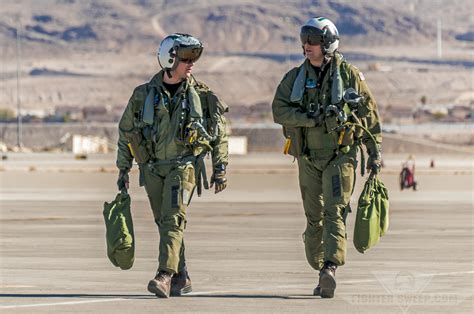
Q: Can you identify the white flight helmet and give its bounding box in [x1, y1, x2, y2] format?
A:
[157, 33, 203, 72]
[300, 17, 339, 55]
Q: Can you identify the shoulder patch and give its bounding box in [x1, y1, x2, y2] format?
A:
[358, 72, 365, 81]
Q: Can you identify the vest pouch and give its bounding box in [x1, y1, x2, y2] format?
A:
[340, 126, 354, 146]
[124, 130, 150, 164]
[283, 126, 303, 157]
[325, 115, 339, 133]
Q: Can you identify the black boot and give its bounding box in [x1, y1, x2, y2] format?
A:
[319, 261, 337, 298]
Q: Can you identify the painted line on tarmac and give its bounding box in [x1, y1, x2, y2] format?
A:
[0, 298, 128, 309]
[1, 271, 472, 309]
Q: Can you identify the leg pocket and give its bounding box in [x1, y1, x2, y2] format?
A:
[323, 164, 343, 206]
[171, 184, 180, 209]
[182, 181, 195, 206]
[167, 169, 183, 210]
[340, 163, 355, 202]
[331, 174, 341, 198]
[323, 158, 355, 206]
[168, 164, 196, 209]
[181, 164, 196, 206]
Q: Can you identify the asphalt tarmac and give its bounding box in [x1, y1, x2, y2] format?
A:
[0, 153, 472, 313]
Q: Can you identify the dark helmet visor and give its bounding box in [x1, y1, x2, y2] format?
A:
[300, 25, 324, 45]
[177, 45, 203, 63]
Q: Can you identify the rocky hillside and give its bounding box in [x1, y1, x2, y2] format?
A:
[1, 0, 472, 57]
[0, 0, 472, 116]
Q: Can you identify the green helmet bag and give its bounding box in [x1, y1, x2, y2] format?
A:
[103, 191, 135, 270]
[353, 177, 389, 253]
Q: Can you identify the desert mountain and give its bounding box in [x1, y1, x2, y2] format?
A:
[0, 0, 472, 114]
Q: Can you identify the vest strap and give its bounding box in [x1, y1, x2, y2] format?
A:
[187, 85, 203, 119]
[143, 87, 156, 125]
[331, 65, 343, 105]
[290, 65, 306, 103]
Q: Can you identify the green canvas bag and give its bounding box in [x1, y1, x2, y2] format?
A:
[353, 177, 389, 253]
[103, 191, 135, 270]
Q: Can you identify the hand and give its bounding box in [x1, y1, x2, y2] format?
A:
[307, 112, 324, 127]
[117, 169, 130, 191]
[367, 152, 382, 177]
[210, 169, 227, 194]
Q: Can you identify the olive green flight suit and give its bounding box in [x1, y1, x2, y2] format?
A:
[272, 53, 382, 269]
[116, 71, 228, 274]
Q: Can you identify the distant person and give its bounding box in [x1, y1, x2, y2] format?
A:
[272, 17, 382, 298]
[400, 155, 417, 190]
[116, 33, 229, 298]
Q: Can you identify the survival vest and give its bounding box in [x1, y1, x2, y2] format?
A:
[123, 75, 227, 164]
[282, 53, 377, 158]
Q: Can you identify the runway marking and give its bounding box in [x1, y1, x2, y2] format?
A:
[0, 298, 128, 309]
[1, 271, 472, 309]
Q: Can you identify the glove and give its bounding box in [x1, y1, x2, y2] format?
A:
[210, 165, 227, 194]
[117, 168, 130, 191]
[306, 112, 324, 127]
[367, 152, 382, 176]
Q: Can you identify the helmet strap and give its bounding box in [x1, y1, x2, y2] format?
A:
[320, 43, 326, 55]
[321, 55, 332, 71]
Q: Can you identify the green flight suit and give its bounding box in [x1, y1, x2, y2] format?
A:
[272, 53, 382, 269]
[116, 70, 228, 274]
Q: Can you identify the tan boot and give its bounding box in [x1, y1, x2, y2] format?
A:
[171, 267, 192, 296]
[147, 271, 172, 298]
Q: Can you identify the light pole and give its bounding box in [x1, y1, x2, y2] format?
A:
[437, 18, 442, 59]
[16, 16, 22, 149]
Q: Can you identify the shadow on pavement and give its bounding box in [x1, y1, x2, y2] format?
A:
[185, 294, 317, 300]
